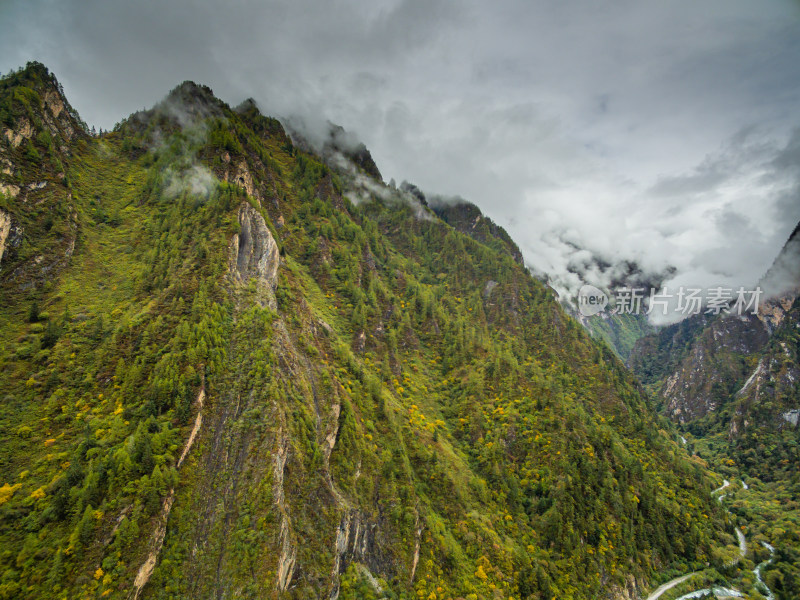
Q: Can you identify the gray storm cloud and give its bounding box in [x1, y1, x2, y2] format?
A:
[2, 0, 799, 320]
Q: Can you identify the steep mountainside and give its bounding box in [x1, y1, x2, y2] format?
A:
[629, 224, 800, 437]
[580, 313, 655, 362]
[632, 313, 770, 423]
[0, 63, 733, 600]
[426, 196, 525, 266]
[560, 258, 673, 360]
[0, 62, 85, 287]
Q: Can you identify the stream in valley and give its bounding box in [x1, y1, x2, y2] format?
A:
[645, 478, 776, 600]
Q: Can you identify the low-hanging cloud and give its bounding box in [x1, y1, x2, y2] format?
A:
[327, 148, 434, 221]
[163, 164, 217, 200]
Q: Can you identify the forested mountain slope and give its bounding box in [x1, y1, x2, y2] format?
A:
[0, 63, 732, 600]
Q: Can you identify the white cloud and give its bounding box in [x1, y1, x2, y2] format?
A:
[164, 165, 217, 200]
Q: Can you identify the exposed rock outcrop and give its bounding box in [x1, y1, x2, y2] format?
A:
[0, 210, 11, 264]
[329, 510, 382, 600]
[273, 433, 297, 591]
[227, 161, 261, 206]
[659, 314, 769, 423]
[228, 203, 280, 309]
[2, 65, 85, 150]
[631, 219, 800, 437]
[0, 209, 22, 268]
[730, 334, 800, 436]
[131, 386, 205, 600]
[483, 279, 499, 300]
[3, 117, 34, 148]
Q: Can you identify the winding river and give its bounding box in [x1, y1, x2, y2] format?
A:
[754, 542, 776, 600]
[643, 478, 775, 600]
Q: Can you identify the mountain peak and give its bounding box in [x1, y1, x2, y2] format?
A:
[324, 122, 382, 181]
[3, 60, 52, 86]
[115, 79, 228, 139]
[164, 80, 220, 109]
[0, 61, 87, 148]
[759, 218, 800, 300]
[159, 80, 226, 126]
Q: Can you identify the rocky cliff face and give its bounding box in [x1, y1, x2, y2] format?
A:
[0, 62, 83, 161]
[728, 299, 800, 438]
[229, 202, 280, 309]
[630, 222, 800, 438]
[0, 209, 14, 265]
[657, 314, 769, 423]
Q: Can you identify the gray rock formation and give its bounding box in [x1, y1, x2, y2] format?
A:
[0, 209, 10, 265]
[229, 203, 280, 309]
[0, 209, 23, 268]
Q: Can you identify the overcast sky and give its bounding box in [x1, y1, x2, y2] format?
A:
[2, 0, 799, 310]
